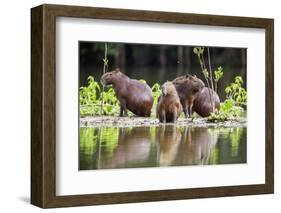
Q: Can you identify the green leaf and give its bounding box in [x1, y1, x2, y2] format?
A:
[193, 47, 198, 55]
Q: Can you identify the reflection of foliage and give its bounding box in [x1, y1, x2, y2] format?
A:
[80, 127, 119, 160]
[80, 128, 97, 155]
[149, 126, 156, 144]
[80, 126, 246, 169]
[229, 128, 244, 157]
[207, 128, 220, 164]
[99, 127, 119, 157]
[209, 147, 219, 164]
[207, 127, 245, 163]
[215, 127, 244, 158]
[80, 76, 120, 116]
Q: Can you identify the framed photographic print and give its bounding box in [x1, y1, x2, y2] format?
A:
[31, 4, 274, 208]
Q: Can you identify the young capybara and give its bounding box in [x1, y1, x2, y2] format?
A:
[101, 68, 153, 117]
[193, 87, 220, 117]
[156, 81, 183, 123]
[172, 74, 205, 118]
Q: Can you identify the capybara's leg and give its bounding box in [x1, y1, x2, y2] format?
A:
[120, 106, 128, 117]
[183, 108, 187, 118]
[146, 112, 151, 117]
[119, 100, 127, 117]
[188, 104, 194, 118]
[123, 108, 128, 117]
[187, 106, 192, 118]
[172, 111, 177, 123]
[161, 110, 166, 123]
[182, 102, 188, 118]
[120, 107, 124, 117]
[190, 105, 194, 116]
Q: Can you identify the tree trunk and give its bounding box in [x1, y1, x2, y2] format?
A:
[177, 46, 184, 75]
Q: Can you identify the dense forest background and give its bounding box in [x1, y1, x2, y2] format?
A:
[79, 42, 246, 100]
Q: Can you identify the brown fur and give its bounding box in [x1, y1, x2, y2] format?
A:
[156, 81, 183, 123]
[172, 74, 205, 118]
[193, 87, 220, 117]
[101, 68, 153, 117]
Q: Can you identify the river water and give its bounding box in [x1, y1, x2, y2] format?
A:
[79, 126, 246, 170]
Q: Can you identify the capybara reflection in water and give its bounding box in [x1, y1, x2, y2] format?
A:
[101, 68, 153, 117]
[174, 127, 218, 165]
[172, 74, 205, 118]
[156, 126, 182, 166]
[193, 87, 220, 117]
[156, 81, 182, 123]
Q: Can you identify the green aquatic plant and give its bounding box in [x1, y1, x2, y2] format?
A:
[151, 83, 161, 105]
[225, 76, 247, 107]
[151, 83, 161, 117]
[80, 76, 100, 105]
[208, 76, 247, 122]
[80, 76, 119, 116]
[214, 66, 224, 92]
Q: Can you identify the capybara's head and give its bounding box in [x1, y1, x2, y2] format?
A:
[173, 74, 205, 94]
[161, 81, 177, 96]
[101, 68, 122, 86]
[188, 74, 205, 94]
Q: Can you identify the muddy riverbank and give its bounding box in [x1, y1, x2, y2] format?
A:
[80, 116, 246, 128]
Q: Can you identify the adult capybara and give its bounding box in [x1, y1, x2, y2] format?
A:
[172, 74, 205, 118]
[193, 87, 220, 117]
[156, 81, 183, 123]
[101, 68, 153, 117]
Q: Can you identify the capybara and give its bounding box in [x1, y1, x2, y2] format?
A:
[156, 81, 183, 123]
[172, 74, 205, 118]
[101, 68, 153, 117]
[193, 87, 220, 117]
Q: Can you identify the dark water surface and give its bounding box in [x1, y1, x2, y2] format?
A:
[79, 126, 246, 170]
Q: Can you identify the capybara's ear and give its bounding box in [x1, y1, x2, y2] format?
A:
[115, 68, 121, 72]
[194, 75, 197, 78]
